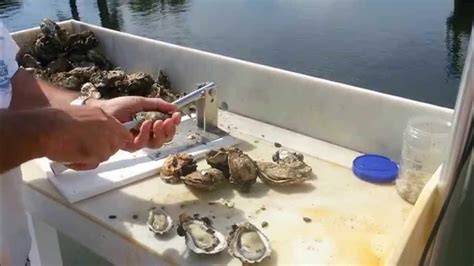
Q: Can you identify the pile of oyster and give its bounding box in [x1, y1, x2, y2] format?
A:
[159, 147, 313, 193]
[150, 148, 313, 262]
[17, 19, 181, 102]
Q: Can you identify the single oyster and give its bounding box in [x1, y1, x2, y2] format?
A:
[34, 19, 68, 64]
[181, 168, 225, 191]
[47, 56, 72, 73]
[205, 147, 241, 178]
[80, 82, 101, 99]
[49, 72, 84, 90]
[66, 31, 99, 53]
[19, 53, 41, 68]
[160, 88, 178, 103]
[127, 72, 154, 96]
[33, 34, 63, 64]
[86, 49, 112, 70]
[40, 18, 68, 42]
[146, 207, 173, 235]
[257, 149, 312, 186]
[146, 83, 162, 98]
[206, 149, 230, 177]
[160, 154, 197, 183]
[272, 149, 304, 163]
[157, 70, 171, 90]
[228, 222, 272, 263]
[133, 111, 172, 129]
[177, 214, 227, 254]
[228, 149, 258, 192]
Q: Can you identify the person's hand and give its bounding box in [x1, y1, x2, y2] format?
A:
[41, 106, 133, 170]
[88, 96, 181, 152]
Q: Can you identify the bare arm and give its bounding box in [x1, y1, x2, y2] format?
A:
[0, 106, 132, 174]
[0, 109, 47, 172]
[9, 69, 79, 110]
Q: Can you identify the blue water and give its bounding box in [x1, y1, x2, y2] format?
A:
[1, 0, 472, 108]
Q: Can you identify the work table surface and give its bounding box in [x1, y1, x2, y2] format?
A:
[22, 111, 412, 265]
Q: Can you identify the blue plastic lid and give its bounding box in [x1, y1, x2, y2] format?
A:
[352, 154, 399, 183]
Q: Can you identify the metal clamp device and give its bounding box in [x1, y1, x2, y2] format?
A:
[176, 81, 219, 132]
[50, 81, 224, 174]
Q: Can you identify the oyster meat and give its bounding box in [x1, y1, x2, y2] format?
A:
[181, 168, 225, 191]
[160, 154, 197, 183]
[257, 149, 312, 186]
[177, 214, 227, 254]
[146, 207, 173, 235]
[228, 222, 272, 263]
[227, 149, 258, 192]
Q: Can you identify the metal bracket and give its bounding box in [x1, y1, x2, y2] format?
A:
[196, 82, 218, 132]
[172, 81, 219, 132]
[143, 81, 227, 161]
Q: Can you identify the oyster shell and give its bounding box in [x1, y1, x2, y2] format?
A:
[133, 111, 172, 130]
[146, 208, 173, 235]
[227, 149, 258, 192]
[177, 214, 227, 254]
[34, 19, 69, 64]
[228, 222, 272, 263]
[49, 72, 84, 90]
[257, 149, 312, 186]
[272, 149, 304, 163]
[80, 82, 101, 99]
[206, 148, 232, 178]
[18, 19, 184, 103]
[40, 18, 69, 42]
[181, 168, 225, 191]
[160, 154, 197, 183]
[127, 72, 155, 96]
[86, 49, 112, 70]
[19, 54, 41, 68]
[47, 56, 72, 73]
[66, 31, 99, 53]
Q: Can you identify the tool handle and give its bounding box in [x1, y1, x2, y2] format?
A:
[172, 82, 215, 109]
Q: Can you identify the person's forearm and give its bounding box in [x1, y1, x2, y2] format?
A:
[0, 109, 48, 173]
[9, 69, 79, 110]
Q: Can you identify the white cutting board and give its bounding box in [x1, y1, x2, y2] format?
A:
[35, 132, 237, 204]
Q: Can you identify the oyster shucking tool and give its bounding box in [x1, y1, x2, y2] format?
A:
[50, 82, 219, 175]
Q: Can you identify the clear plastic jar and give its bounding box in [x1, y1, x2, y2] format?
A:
[396, 116, 451, 204]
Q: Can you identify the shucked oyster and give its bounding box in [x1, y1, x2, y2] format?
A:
[177, 214, 227, 254]
[146, 207, 173, 235]
[228, 222, 272, 263]
[228, 149, 258, 192]
[160, 154, 197, 183]
[257, 149, 312, 186]
[181, 168, 225, 191]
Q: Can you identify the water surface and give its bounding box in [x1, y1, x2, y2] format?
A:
[1, 0, 472, 108]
